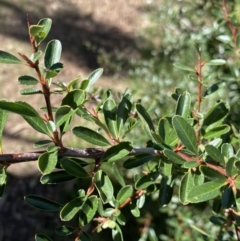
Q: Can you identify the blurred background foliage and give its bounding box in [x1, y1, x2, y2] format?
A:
[1, 0, 240, 240]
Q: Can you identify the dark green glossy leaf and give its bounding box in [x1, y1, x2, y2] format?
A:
[72, 126, 110, 146]
[117, 94, 132, 132]
[188, 180, 226, 203]
[205, 145, 225, 164]
[35, 233, 53, 241]
[173, 63, 195, 72]
[172, 116, 197, 154]
[60, 196, 86, 221]
[94, 170, 114, 203]
[25, 195, 62, 211]
[80, 231, 92, 241]
[44, 40, 62, 69]
[0, 100, 40, 117]
[158, 118, 178, 146]
[226, 157, 238, 177]
[116, 185, 133, 205]
[79, 196, 99, 226]
[38, 151, 58, 174]
[200, 166, 226, 181]
[159, 176, 173, 206]
[123, 153, 153, 169]
[55, 106, 73, 127]
[136, 103, 154, 131]
[55, 226, 76, 236]
[203, 125, 230, 139]
[103, 142, 132, 162]
[60, 157, 89, 178]
[179, 171, 194, 204]
[20, 88, 42, 95]
[175, 92, 191, 119]
[18, 75, 39, 85]
[112, 163, 125, 187]
[203, 102, 228, 127]
[86, 68, 103, 91]
[209, 216, 226, 226]
[221, 186, 235, 208]
[34, 140, 53, 148]
[0, 50, 21, 64]
[62, 90, 85, 109]
[204, 82, 223, 96]
[41, 170, 76, 184]
[103, 98, 118, 138]
[163, 149, 185, 164]
[23, 116, 49, 135]
[135, 171, 160, 190]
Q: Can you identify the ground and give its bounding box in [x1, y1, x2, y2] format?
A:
[0, 1, 156, 240]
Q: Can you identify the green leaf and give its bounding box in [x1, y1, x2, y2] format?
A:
[55, 226, 76, 236]
[103, 142, 132, 162]
[62, 90, 85, 109]
[117, 94, 132, 132]
[0, 50, 21, 64]
[158, 118, 178, 146]
[123, 153, 153, 169]
[221, 186, 235, 208]
[112, 223, 123, 241]
[163, 149, 185, 165]
[0, 100, 40, 117]
[79, 196, 99, 226]
[130, 203, 140, 217]
[136, 194, 145, 208]
[136, 103, 154, 131]
[203, 102, 228, 128]
[179, 171, 195, 204]
[204, 82, 223, 96]
[94, 170, 114, 203]
[18, 75, 39, 85]
[221, 143, 234, 159]
[34, 140, 53, 148]
[60, 157, 89, 178]
[35, 18, 52, 45]
[205, 145, 225, 164]
[188, 180, 226, 203]
[23, 116, 50, 135]
[0, 169, 7, 198]
[20, 88, 42, 95]
[29, 25, 44, 37]
[200, 166, 226, 181]
[25, 195, 62, 211]
[0, 107, 8, 152]
[80, 231, 92, 241]
[41, 170, 76, 184]
[60, 196, 86, 221]
[172, 116, 197, 154]
[72, 126, 110, 146]
[38, 151, 58, 174]
[112, 163, 125, 187]
[86, 68, 103, 91]
[159, 176, 173, 206]
[44, 40, 62, 69]
[205, 59, 226, 66]
[103, 98, 118, 138]
[226, 157, 238, 177]
[182, 161, 199, 168]
[175, 92, 191, 119]
[203, 125, 230, 139]
[35, 233, 53, 241]
[135, 172, 160, 190]
[55, 106, 74, 127]
[31, 50, 42, 62]
[116, 185, 133, 205]
[173, 63, 195, 72]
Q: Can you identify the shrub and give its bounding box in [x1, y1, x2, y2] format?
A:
[0, 1, 240, 240]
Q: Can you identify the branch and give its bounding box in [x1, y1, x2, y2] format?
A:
[0, 147, 159, 164]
